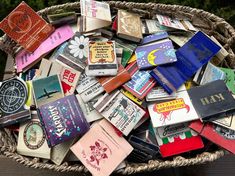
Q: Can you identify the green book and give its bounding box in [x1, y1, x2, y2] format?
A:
[220, 67, 235, 94]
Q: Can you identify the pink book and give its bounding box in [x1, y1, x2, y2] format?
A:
[15, 25, 74, 72]
[70, 119, 133, 176]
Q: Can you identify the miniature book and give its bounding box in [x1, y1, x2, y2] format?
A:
[94, 90, 145, 136]
[32, 74, 64, 107]
[0, 1, 54, 52]
[0, 77, 31, 128]
[148, 85, 199, 128]
[70, 119, 133, 176]
[17, 112, 51, 159]
[38, 95, 90, 147]
[87, 41, 118, 76]
[117, 10, 143, 42]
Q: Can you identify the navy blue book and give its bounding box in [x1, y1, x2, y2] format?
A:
[150, 31, 221, 94]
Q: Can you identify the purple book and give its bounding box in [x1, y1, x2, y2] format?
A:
[136, 39, 177, 70]
[38, 95, 90, 147]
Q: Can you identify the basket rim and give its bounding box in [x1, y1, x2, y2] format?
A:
[0, 1, 233, 175]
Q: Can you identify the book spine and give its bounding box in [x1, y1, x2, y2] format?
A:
[150, 69, 176, 94]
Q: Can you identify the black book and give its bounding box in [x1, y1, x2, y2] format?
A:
[188, 80, 235, 121]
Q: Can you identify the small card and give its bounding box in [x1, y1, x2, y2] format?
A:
[80, 82, 104, 103]
[38, 59, 52, 78]
[60, 67, 81, 96]
[123, 61, 155, 100]
[38, 95, 90, 147]
[70, 119, 133, 176]
[76, 72, 97, 94]
[154, 125, 204, 157]
[87, 41, 118, 76]
[80, 0, 112, 32]
[148, 85, 199, 128]
[47, 11, 77, 26]
[187, 80, 235, 121]
[94, 91, 145, 136]
[32, 74, 64, 107]
[17, 112, 50, 159]
[0, 1, 54, 52]
[0, 77, 31, 128]
[220, 67, 235, 94]
[146, 86, 177, 102]
[213, 113, 235, 131]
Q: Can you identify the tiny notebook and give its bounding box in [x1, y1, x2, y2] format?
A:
[38, 95, 90, 147]
[187, 80, 235, 121]
[70, 119, 133, 176]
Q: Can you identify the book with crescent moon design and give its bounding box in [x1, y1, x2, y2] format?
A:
[136, 38, 177, 70]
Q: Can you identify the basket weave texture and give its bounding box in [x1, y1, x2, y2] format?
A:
[0, 1, 234, 175]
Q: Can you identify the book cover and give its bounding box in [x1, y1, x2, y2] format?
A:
[62, 32, 89, 70]
[32, 74, 64, 107]
[15, 25, 74, 73]
[187, 80, 235, 121]
[17, 112, 51, 159]
[220, 67, 235, 94]
[189, 120, 235, 154]
[76, 94, 103, 123]
[150, 31, 221, 94]
[80, 0, 112, 32]
[70, 119, 133, 176]
[0, 77, 31, 128]
[38, 95, 90, 147]
[154, 125, 204, 157]
[136, 39, 177, 70]
[94, 91, 145, 136]
[148, 85, 199, 128]
[117, 10, 143, 42]
[87, 41, 118, 76]
[123, 61, 156, 100]
[0, 1, 54, 52]
[193, 62, 225, 85]
[60, 67, 81, 96]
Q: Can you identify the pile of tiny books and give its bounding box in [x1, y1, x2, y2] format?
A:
[0, 1, 234, 176]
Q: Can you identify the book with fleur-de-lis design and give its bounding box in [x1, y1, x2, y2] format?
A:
[70, 119, 133, 176]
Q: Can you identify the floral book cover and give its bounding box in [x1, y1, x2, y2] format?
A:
[38, 95, 90, 147]
[0, 1, 54, 52]
[70, 119, 133, 176]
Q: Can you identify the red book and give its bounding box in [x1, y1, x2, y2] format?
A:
[0, 2, 54, 52]
[189, 120, 235, 154]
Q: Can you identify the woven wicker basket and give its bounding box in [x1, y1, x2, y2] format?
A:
[0, 1, 235, 175]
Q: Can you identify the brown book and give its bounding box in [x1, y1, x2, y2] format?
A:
[117, 10, 143, 42]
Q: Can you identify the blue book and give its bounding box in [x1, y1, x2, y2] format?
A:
[150, 31, 221, 94]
